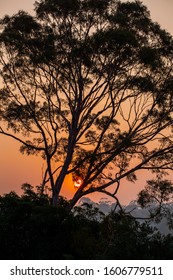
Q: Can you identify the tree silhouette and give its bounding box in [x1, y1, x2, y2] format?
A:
[0, 0, 173, 209]
[1, 186, 173, 260]
[137, 176, 173, 222]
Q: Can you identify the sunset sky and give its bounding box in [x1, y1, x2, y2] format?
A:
[0, 0, 173, 205]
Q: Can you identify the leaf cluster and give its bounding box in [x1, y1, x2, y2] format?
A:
[1, 186, 173, 259]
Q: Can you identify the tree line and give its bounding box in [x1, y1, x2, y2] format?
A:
[0, 183, 173, 259]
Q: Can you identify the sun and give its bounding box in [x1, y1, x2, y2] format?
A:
[74, 178, 83, 188]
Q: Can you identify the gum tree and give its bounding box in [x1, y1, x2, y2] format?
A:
[0, 0, 173, 209]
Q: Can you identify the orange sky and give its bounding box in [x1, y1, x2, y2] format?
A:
[0, 0, 173, 205]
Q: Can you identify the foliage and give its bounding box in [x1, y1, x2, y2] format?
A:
[137, 177, 173, 223]
[0, 0, 173, 208]
[0, 186, 173, 259]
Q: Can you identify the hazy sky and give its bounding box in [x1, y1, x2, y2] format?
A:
[0, 0, 172, 35]
[0, 0, 173, 204]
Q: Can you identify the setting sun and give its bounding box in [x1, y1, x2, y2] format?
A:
[74, 179, 83, 188]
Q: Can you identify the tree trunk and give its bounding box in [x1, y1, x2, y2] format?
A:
[68, 190, 82, 212]
[52, 190, 59, 206]
[54, 135, 77, 198]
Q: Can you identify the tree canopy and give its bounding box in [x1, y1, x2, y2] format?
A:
[0, 0, 173, 209]
[1, 185, 173, 259]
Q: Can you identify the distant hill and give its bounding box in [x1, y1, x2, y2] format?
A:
[78, 197, 173, 235]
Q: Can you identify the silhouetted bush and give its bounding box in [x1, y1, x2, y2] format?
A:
[0, 187, 173, 259]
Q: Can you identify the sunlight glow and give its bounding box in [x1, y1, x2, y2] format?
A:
[74, 179, 83, 188]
